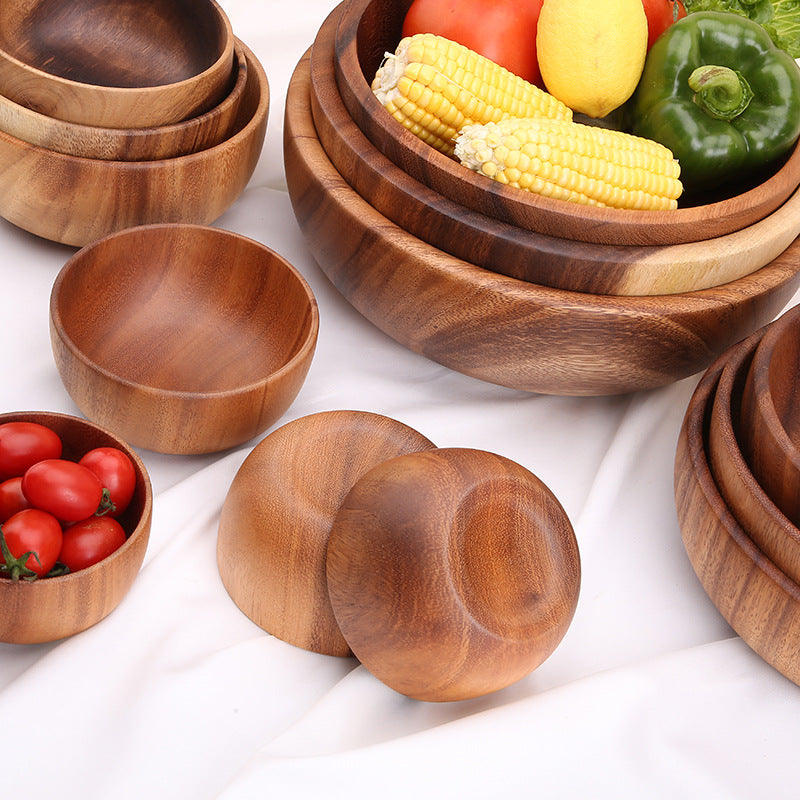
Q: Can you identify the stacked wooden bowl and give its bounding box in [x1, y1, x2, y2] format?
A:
[283, 0, 800, 395]
[0, 0, 269, 246]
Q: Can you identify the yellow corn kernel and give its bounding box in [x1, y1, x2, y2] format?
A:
[372, 33, 572, 156]
[454, 117, 683, 210]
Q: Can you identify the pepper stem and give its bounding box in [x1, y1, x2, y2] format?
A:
[688, 65, 754, 121]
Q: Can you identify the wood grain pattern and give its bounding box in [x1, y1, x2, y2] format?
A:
[283, 51, 800, 396]
[332, 0, 800, 247]
[0, 411, 152, 645]
[217, 411, 436, 657]
[50, 224, 318, 455]
[326, 447, 580, 701]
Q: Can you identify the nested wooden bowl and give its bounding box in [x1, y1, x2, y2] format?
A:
[0, 39, 268, 246]
[0, 41, 247, 161]
[332, 0, 800, 247]
[326, 447, 580, 701]
[0, 0, 234, 128]
[217, 411, 436, 657]
[49, 224, 319, 455]
[309, 7, 800, 297]
[0, 411, 152, 645]
[283, 51, 800, 396]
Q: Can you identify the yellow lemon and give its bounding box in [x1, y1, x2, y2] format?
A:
[537, 0, 648, 119]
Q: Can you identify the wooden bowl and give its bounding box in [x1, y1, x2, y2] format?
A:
[0, 39, 268, 247]
[49, 224, 319, 455]
[217, 411, 436, 657]
[283, 52, 800, 396]
[309, 8, 800, 297]
[326, 447, 580, 701]
[675, 345, 800, 687]
[0, 0, 234, 128]
[0, 41, 247, 161]
[332, 0, 800, 247]
[0, 410, 152, 645]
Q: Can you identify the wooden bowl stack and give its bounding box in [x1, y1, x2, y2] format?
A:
[283, 0, 800, 396]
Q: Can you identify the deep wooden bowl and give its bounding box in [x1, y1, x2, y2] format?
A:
[309, 9, 800, 297]
[326, 447, 580, 702]
[283, 52, 800, 396]
[675, 345, 800, 688]
[0, 0, 234, 128]
[0, 40, 268, 247]
[332, 0, 800, 247]
[0, 41, 247, 161]
[217, 411, 436, 657]
[0, 411, 152, 645]
[49, 224, 319, 455]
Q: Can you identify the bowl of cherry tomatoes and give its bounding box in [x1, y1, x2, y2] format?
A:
[0, 410, 152, 644]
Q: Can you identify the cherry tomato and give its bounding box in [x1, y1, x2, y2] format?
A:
[402, 0, 545, 86]
[0, 421, 63, 481]
[0, 508, 63, 579]
[58, 516, 127, 572]
[641, 0, 686, 50]
[22, 459, 105, 522]
[0, 477, 32, 523]
[79, 447, 136, 517]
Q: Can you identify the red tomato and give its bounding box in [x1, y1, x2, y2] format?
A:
[0, 421, 63, 481]
[58, 516, 127, 572]
[0, 477, 32, 523]
[21, 459, 105, 522]
[641, 0, 686, 50]
[79, 447, 136, 517]
[0, 508, 63, 579]
[402, 0, 545, 86]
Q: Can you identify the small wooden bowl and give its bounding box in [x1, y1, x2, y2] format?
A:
[309, 10, 800, 297]
[326, 447, 580, 701]
[0, 411, 152, 645]
[0, 41, 247, 161]
[0, 39, 268, 246]
[49, 224, 319, 455]
[675, 345, 800, 687]
[283, 52, 800, 396]
[0, 0, 234, 128]
[217, 411, 436, 657]
[332, 0, 800, 247]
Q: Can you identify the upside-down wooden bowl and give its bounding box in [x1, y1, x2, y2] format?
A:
[332, 0, 800, 247]
[0, 0, 234, 128]
[50, 224, 319, 455]
[283, 51, 800, 396]
[0, 411, 152, 645]
[0, 39, 268, 246]
[309, 7, 800, 296]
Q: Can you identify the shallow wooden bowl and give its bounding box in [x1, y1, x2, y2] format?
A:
[309, 10, 800, 296]
[0, 411, 152, 645]
[0, 41, 247, 161]
[49, 224, 319, 455]
[326, 447, 580, 701]
[217, 411, 436, 657]
[0, 0, 234, 128]
[283, 52, 800, 396]
[675, 346, 800, 687]
[332, 0, 800, 247]
[0, 39, 268, 246]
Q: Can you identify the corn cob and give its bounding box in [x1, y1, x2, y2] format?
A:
[454, 117, 683, 210]
[372, 33, 572, 157]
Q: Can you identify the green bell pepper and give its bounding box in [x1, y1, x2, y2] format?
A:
[631, 11, 800, 196]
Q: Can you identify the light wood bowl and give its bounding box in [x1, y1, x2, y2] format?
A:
[217, 411, 436, 657]
[283, 52, 800, 396]
[332, 0, 800, 247]
[326, 447, 580, 701]
[675, 344, 800, 687]
[0, 411, 152, 645]
[0, 42, 247, 161]
[0, 0, 234, 128]
[309, 8, 800, 297]
[49, 224, 319, 455]
[0, 39, 268, 246]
